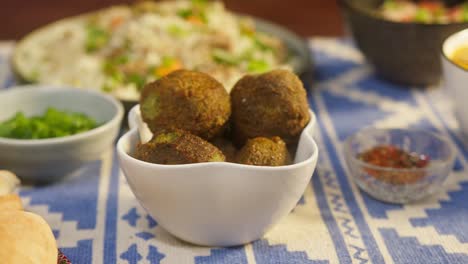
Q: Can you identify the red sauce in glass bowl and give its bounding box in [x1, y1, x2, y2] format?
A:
[357, 145, 430, 184]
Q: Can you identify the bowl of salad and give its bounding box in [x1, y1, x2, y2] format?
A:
[340, 0, 468, 85]
[0, 86, 124, 182]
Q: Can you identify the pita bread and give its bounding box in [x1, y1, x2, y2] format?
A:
[0, 194, 23, 211]
[0, 170, 20, 196]
[0, 211, 57, 264]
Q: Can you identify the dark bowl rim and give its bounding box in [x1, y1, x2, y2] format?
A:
[343, 128, 456, 173]
[441, 28, 468, 73]
[339, 0, 468, 27]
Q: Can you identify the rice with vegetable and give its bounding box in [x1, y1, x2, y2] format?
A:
[14, 0, 290, 101]
[381, 0, 468, 24]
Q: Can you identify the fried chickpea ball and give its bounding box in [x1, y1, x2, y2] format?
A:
[235, 136, 291, 166]
[135, 130, 225, 165]
[230, 69, 310, 146]
[140, 70, 231, 140]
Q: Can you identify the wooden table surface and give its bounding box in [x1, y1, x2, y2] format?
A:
[0, 0, 344, 39]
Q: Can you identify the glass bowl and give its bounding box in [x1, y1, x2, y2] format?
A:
[344, 128, 456, 204]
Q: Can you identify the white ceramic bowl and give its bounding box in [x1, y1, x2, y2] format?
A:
[442, 28, 468, 136]
[117, 105, 318, 246]
[0, 86, 124, 182]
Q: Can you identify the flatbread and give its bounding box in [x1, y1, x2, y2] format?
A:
[0, 211, 57, 264]
[0, 194, 23, 211]
[0, 170, 20, 196]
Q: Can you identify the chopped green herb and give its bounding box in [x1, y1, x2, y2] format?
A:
[198, 12, 208, 23]
[147, 65, 157, 75]
[102, 55, 128, 82]
[191, 0, 208, 7]
[167, 25, 188, 37]
[114, 55, 129, 65]
[103, 61, 115, 75]
[177, 8, 207, 23]
[110, 71, 125, 82]
[0, 108, 98, 139]
[161, 56, 177, 67]
[247, 59, 271, 73]
[85, 24, 109, 53]
[383, 0, 398, 10]
[239, 20, 255, 36]
[126, 73, 147, 89]
[254, 36, 273, 51]
[177, 9, 193, 19]
[101, 83, 115, 92]
[212, 49, 239, 65]
[463, 4, 468, 22]
[414, 8, 431, 23]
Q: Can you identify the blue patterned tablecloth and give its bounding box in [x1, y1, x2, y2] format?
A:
[1, 38, 467, 264]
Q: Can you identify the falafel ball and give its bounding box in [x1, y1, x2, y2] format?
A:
[235, 136, 291, 166]
[135, 129, 225, 165]
[230, 69, 310, 146]
[140, 70, 231, 140]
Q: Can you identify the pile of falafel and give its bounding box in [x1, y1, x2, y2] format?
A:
[135, 69, 310, 166]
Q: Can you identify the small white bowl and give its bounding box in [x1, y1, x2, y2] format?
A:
[117, 105, 318, 247]
[0, 86, 124, 182]
[441, 28, 468, 136]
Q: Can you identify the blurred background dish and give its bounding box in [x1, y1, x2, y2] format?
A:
[0, 86, 123, 183]
[442, 28, 468, 137]
[12, 1, 312, 110]
[341, 0, 468, 86]
[379, 0, 468, 24]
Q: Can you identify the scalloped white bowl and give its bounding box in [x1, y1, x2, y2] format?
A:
[117, 105, 319, 246]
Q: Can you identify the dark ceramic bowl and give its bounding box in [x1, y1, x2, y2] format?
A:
[340, 0, 468, 86]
